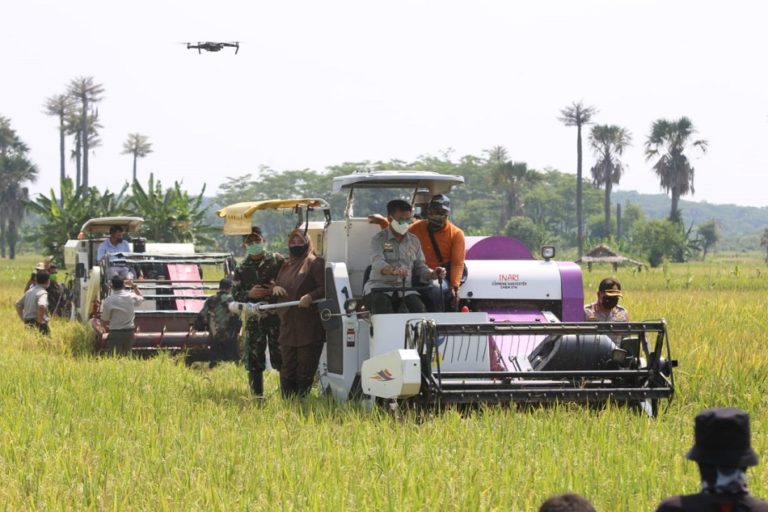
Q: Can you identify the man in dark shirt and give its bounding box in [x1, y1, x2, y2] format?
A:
[655, 407, 768, 512]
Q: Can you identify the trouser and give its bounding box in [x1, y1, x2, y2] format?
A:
[365, 292, 427, 315]
[105, 329, 135, 356]
[279, 342, 324, 398]
[424, 282, 454, 312]
[244, 314, 281, 396]
[24, 319, 50, 336]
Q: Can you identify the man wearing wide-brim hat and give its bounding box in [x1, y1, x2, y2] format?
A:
[655, 407, 768, 511]
[584, 277, 629, 322]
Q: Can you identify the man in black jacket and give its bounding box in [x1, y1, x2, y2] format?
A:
[655, 407, 768, 511]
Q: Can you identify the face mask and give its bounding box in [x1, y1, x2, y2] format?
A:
[428, 213, 447, 228]
[246, 243, 264, 256]
[289, 244, 309, 257]
[601, 296, 619, 309]
[391, 220, 410, 235]
[49, 273, 58, 282]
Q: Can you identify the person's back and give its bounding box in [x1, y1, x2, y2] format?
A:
[656, 492, 768, 511]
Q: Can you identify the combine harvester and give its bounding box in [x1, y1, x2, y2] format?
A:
[64, 217, 236, 361]
[218, 171, 676, 414]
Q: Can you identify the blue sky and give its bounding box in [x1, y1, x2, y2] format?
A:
[3, 0, 767, 206]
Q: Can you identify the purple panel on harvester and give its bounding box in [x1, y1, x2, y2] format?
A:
[465, 236, 533, 260]
[484, 309, 549, 371]
[557, 262, 584, 321]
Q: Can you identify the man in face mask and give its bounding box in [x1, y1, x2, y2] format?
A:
[368, 194, 466, 311]
[232, 226, 285, 397]
[584, 277, 629, 321]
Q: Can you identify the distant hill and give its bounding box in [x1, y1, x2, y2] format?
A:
[613, 191, 768, 250]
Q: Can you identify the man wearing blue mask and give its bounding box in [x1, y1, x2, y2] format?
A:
[232, 226, 285, 397]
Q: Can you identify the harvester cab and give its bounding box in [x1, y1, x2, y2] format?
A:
[64, 216, 236, 360]
[316, 170, 675, 415]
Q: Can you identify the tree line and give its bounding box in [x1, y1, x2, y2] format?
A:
[1, 79, 725, 266]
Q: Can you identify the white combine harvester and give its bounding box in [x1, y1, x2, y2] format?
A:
[219, 171, 676, 414]
[63, 216, 236, 360]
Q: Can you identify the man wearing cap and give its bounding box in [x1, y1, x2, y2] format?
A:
[192, 278, 241, 363]
[369, 194, 466, 310]
[584, 277, 629, 322]
[232, 226, 285, 396]
[655, 407, 768, 511]
[16, 270, 51, 335]
[101, 275, 144, 355]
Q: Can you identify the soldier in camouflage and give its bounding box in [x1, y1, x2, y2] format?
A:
[232, 226, 285, 397]
[193, 278, 241, 363]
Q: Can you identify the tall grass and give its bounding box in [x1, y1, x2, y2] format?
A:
[1, 255, 767, 510]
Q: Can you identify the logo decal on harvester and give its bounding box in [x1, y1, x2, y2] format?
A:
[492, 273, 527, 290]
[371, 369, 394, 381]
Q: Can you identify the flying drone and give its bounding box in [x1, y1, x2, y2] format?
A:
[185, 41, 240, 54]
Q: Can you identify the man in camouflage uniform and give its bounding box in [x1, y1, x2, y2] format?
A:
[193, 278, 241, 364]
[232, 226, 285, 397]
[583, 277, 629, 322]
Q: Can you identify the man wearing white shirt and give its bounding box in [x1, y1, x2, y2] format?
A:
[96, 225, 131, 261]
[101, 275, 144, 355]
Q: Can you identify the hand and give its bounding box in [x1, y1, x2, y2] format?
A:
[391, 266, 408, 279]
[248, 285, 272, 299]
[432, 267, 447, 280]
[367, 213, 388, 228]
[298, 294, 313, 308]
[449, 287, 459, 309]
[272, 285, 288, 297]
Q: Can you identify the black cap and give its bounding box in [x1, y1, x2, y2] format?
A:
[219, 278, 233, 290]
[429, 194, 451, 213]
[687, 407, 759, 467]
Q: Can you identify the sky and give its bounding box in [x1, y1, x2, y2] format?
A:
[3, 0, 767, 207]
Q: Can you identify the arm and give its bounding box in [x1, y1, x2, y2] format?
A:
[15, 298, 24, 321]
[36, 292, 48, 324]
[96, 241, 107, 261]
[449, 227, 466, 290]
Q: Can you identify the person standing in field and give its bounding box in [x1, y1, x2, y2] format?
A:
[192, 278, 241, 363]
[16, 270, 51, 336]
[271, 228, 325, 398]
[539, 493, 596, 512]
[232, 226, 284, 397]
[584, 277, 628, 321]
[654, 407, 768, 512]
[101, 275, 144, 356]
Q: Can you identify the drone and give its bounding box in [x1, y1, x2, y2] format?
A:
[185, 41, 240, 54]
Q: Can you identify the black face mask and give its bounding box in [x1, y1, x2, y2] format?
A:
[427, 214, 447, 230]
[601, 296, 619, 309]
[289, 244, 309, 258]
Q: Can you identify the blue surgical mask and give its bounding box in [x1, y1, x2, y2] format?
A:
[246, 243, 264, 256]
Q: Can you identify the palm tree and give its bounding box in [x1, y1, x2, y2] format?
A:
[559, 101, 597, 258]
[66, 107, 103, 188]
[68, 76, 105, 188]
[43, 93, 75, 187]
[0, 116, 37, 258]
[121, 133, 153, 182]
[589, 125, 631, 235]
[644, 117, 708, 222]
[485, 146, 540, 231]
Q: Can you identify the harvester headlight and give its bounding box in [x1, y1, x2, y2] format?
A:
[541, 245, 555, 261]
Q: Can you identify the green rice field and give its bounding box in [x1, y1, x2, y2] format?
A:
[1, 254, 767, 510]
